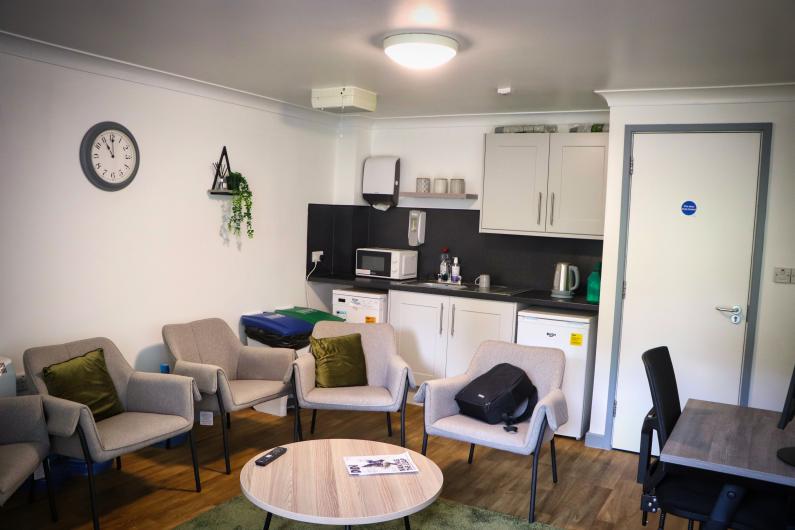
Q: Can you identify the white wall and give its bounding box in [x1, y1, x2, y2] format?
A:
[0, 35, 338, 373]
[367, 112, 609, 210]
[588, 86, 795, 445]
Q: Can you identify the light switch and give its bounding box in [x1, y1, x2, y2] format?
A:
[774, 267, 792, 284]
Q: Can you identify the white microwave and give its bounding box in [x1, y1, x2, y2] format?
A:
[355, 248, 418, 280]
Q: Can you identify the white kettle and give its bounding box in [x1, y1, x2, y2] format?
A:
[551, 262, 580, 299]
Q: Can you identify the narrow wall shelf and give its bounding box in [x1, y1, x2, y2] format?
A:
[400, 192, 479, 200]
[208, 189, 234, 196]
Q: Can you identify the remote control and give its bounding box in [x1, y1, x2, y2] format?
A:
[255, 447, 287, 467]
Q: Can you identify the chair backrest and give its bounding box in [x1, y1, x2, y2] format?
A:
[641, 346, 681, 447]
[468, 340, 565, 399]
[311, 322, 398, 388]
[23, 337, 134, 407]
[162, 318, 241, 378]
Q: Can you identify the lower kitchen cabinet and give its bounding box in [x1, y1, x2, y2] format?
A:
[388, 290, 521, 383]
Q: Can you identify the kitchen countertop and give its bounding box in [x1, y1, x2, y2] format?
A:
[307, 273, 599, 313]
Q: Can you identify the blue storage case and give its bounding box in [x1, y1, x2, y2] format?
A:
[241, 312, 314, 336]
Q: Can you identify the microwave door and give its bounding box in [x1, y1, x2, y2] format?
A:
[356, 251, 391, 277]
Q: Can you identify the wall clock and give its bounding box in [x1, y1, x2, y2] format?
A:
[79, 121, 140, 191]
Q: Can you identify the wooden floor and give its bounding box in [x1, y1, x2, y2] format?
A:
[3, 405, 689, 530]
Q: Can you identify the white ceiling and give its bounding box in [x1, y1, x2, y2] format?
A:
[1, 0, 793, 117]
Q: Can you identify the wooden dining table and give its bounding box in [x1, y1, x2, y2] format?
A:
[660, 398, 795, 487]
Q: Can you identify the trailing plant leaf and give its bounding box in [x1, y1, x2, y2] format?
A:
[227, 171, 254, 239]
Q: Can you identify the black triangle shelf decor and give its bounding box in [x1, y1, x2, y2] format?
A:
[208, 146, 234, 195]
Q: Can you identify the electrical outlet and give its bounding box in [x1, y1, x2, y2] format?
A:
[774, 267, 792, 284]
[311, 250, 324, 263]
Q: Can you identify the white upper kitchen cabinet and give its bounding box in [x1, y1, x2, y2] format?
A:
[480, 132, 608, 239]
[481, 133, 549, 233]
[389, 290, 520, 383]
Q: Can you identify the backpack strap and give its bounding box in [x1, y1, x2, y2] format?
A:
[502, 401, 535, 433]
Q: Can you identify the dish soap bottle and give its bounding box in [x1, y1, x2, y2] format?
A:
[451, 257, 461, 284]
[439, 248, 451, 282]
[587, 262, 601, 304]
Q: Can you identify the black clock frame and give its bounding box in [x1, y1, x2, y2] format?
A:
[79, 121, 140, 191]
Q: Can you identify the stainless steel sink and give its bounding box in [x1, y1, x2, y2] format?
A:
[402, 280, 526, 296]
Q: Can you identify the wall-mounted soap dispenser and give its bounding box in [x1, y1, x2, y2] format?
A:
[408, 210, 426, 247]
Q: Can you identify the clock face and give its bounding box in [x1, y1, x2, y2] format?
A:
[80, 122, 140, 191]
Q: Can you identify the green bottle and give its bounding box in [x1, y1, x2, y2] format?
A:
[587, 262, 602, 304]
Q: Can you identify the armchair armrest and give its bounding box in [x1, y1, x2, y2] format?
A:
[0, 395, 48, 445]
[638, 407, 657, 484]
[386, 355, 415, 402]
[174, 360, 224, 394]
[524, 388, 568, 448]
[415, 373, 472, 426]
[126, 372, 198, 421]
[237, 345, 295, 381]
[41, 394, 86, 438]
[291, 355, 316, 404]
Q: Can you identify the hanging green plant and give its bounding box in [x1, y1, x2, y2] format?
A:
[227, 171, 254, 239]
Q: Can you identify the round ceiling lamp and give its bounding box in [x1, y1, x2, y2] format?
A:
[383, 33, 458, 70]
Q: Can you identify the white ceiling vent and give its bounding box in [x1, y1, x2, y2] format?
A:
[311, 86, 377, 113]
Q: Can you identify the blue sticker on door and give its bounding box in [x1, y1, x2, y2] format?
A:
[681, 200, 697, 216]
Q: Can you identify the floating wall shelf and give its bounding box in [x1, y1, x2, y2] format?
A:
[400, 192, 479, 200]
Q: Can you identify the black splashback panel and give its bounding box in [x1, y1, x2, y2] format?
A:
[308, 204, 602, 290]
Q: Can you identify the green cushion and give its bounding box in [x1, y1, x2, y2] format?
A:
[42, 348, 124, 421]
[310, 333, 367, 388]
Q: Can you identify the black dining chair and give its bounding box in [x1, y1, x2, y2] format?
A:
[638, 346, 791, 530]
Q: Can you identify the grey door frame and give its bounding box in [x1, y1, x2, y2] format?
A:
[596, 123, 773, 450]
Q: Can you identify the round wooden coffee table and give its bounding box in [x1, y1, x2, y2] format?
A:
[240, 439, 443, 529]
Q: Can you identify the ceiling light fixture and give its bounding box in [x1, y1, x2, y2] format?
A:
[383, 33, 458, 70]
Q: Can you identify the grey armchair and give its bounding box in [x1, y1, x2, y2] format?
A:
[0, 395, 56, 521]
[23, 337, 200, 530]
[291, 322, 415, 447]
[162, 317, 294, 474]
[415, 340, 568, 523]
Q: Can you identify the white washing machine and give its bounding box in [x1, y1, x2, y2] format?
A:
[516, 308, 597, 439]
[332, 289, 388, 323]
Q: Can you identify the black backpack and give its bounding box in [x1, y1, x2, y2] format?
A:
[454, 363, 538, 432]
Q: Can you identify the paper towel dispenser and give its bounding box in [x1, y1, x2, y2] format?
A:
[362, 156, 400, 209]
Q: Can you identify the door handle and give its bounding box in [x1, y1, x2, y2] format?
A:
[537, 192, 542, 225]
[451, 304, 456, 337]
[715, 305, 743, 324]
[439, 303, 444, 335]
[550, 193, 555, 226]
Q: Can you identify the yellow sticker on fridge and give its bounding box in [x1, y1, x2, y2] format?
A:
[570, 333, 583, 346]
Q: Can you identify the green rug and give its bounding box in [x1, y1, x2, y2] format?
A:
[176, 495, 559, 529]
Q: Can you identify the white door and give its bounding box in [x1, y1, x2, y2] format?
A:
[480, 133, 549, 234]
[388, 291, 448, 384]
[445, 298, 517, 377]
[547, 133, 608, 236]
[612, 131, 763, 451]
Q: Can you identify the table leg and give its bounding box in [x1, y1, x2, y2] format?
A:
[404, 515, 411, 529]
[262, 512, 272, 530]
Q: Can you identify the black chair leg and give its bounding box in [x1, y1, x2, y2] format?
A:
[403, 515, 411, 529]
[468, 444, 475, 464]
[292, 376, 303, 442]
[43, 457, 58, 522]
[386, 412, 393, 437]
[263, 511, 272, 530]
[188, 429, 201, 492]
[226, 413, 231, 430]
[687, 520, 694, 530]
[399, 375, 409, 448]
[77, 426, 100, 530]
[657, 510, 666, 530]
[115, 456, 121, 470]
[27, 474, 35, 503]
[311, 409, 318, 435]
[550, 437, 558, 484]
[217, 394, 231, 474]
[528, 418, 547, 523]
[642, 510, 649, 526]
[421, 431, 428, 455]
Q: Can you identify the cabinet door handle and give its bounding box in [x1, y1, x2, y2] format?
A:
[550, 193, 555, 226]
[537, 192, 542, 225]
[439, 303, 444, 335]
[451, 304, 456, 337]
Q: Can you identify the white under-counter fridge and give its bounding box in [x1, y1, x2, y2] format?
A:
[516, 308, 597, 439]
[332, 289, 388, 323]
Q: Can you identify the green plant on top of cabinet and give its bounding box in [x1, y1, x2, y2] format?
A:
[228, 171, 254, 239]
[480, 132, 608, 239]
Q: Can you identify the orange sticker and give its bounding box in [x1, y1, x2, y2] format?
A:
[365, 316, 376, 324]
